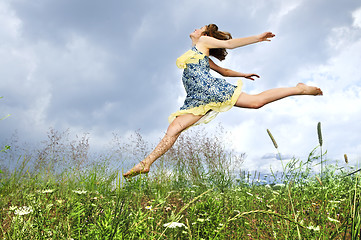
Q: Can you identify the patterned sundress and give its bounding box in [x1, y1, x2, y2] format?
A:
[168, 46, 243, 126]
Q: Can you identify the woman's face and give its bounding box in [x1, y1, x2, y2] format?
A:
[190, 26, 207, 39]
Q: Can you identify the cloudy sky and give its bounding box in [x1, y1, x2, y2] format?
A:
[1, 0, 361, 173]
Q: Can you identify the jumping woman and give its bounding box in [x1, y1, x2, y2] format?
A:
[123, 24, 323, 178]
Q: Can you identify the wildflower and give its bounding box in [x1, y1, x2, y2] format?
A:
[273, 184, 285, 190]
[72, 190, 87, 194]
[42, 189, 55, 194]
[327, 217, 340, 223]
[307, 225, 320, 231]
[14, 206, 33, 216]
[163, 222, 186, 228]
[145, 206, 153, 210]
[9, 206, 17, 211]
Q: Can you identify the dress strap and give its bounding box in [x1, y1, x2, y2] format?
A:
[176, 49, 205, 69]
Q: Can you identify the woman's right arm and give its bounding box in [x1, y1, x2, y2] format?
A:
[199, 32, 275, 49]
[209, 59, 260, 80]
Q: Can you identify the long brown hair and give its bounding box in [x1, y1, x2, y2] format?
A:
[202, 24, 232, 61]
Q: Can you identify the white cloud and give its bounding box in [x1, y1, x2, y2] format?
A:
[352, 6, 361, 28]
[267, 0, 302, 27]
[0, 1, 22, 43]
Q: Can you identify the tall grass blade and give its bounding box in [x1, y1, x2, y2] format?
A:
[343, 168, 361, 177]
[158, 188, 213, 240]
[227, 209, 306, 229]
[351, 176, 360, 240]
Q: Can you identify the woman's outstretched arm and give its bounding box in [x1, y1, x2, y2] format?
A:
[199, 32, 275, 49]
[209, 58, 260, 80]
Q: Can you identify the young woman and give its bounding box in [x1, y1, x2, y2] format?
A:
[123, 24, 322, 178]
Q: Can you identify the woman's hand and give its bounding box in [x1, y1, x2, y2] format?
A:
[257, 32, 275, 42]
[244, 73, 260, 81]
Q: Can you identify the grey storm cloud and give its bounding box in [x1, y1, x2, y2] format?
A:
[1, 0, 361, 171]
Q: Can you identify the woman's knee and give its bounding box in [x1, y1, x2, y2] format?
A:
[166, 114, 202, 137]
[166, 121, 185, 137]
[235, 97, 264, 109]
[236, 93, 263, 109]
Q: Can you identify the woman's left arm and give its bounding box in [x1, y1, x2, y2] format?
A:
[209, 59, 259, 81]
[199, 32, 275, 50]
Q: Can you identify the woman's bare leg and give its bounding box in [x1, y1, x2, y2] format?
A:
[123, 113, 203, 178]
[235, 83, 322, 109]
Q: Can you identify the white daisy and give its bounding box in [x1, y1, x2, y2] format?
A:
[163, 222, 186, 228]
[14, 206, 33, 216]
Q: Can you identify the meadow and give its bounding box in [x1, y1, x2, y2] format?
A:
[0, 123, 360, 239]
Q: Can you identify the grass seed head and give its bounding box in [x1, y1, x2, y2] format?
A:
[267, 129, 278, 149]
[317, 122, 323, 147]
[315, 175, 323, 186]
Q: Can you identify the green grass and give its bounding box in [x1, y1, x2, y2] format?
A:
[0, 164, 359, 239]
[0, 124, 360, 239]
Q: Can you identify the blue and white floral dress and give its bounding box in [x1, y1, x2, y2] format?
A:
[168, 46, 243, 126]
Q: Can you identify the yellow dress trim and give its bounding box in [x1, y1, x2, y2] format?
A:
[176, 49, 206, 69]
[168, 79, 243, 125]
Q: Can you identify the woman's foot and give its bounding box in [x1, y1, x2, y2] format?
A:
[123, 161, 150, 178]
[296, 83, 323, 96]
